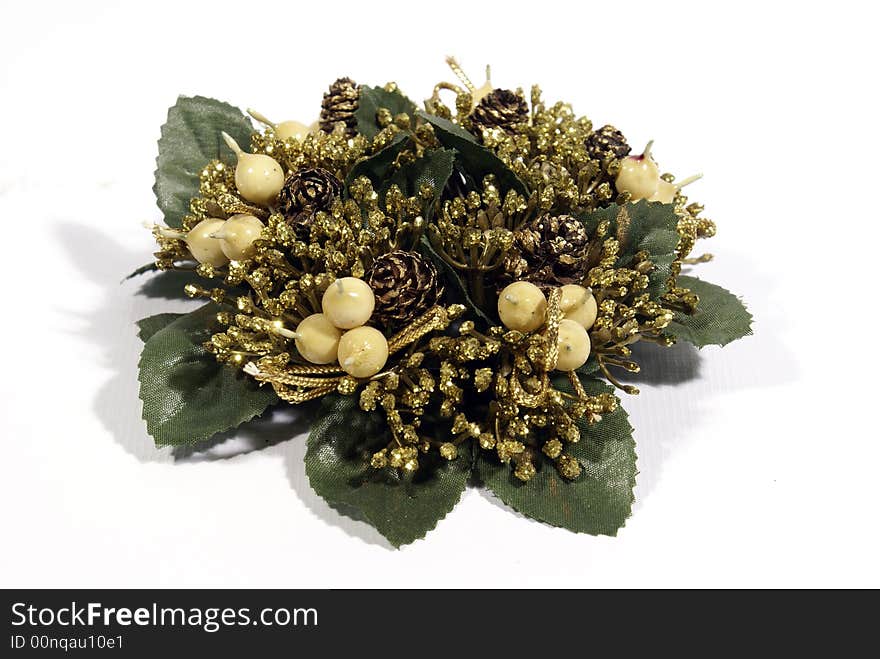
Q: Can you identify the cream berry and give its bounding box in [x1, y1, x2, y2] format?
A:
[213, 214, 264, 261]
[615, 141, 660, 200]
[221, 131, 285, 207]
[247, 108, 316, 141]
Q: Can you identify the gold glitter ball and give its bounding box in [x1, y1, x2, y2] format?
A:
[542, 439, 563, 459]
[474, 368, 494, 392]
[514, 458, 536, 482]
[371, 450, 388, 469]
[556, 455, 582, 480]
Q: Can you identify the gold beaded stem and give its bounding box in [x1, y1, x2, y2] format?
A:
[445, 56, 476, 92]
[274, 383, 339, 404]
[543, 287, 562, 372]
[387, 304, 464, 354]
[264, 373, 345, 388]
[567, 370, 588, 399]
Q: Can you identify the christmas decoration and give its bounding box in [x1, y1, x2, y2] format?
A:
[320, 77, 360, 137]
[278, 167, 342, 216]
[366, 251, 443, 326]
[585, 124, 631, 160]
[278, 167, 344, 241]
[132, 60, 751, 547]
[470, 88, 529, 133]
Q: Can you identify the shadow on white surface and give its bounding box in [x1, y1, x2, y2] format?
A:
[172, 406, 308, 463]
[621, 341, 702, 386]
[621, 252, 797, 508]
[620, 342, 710, 506]
[56, 221, 176, 464]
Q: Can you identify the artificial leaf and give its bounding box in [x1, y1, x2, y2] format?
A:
[153, 96, 253, 228]
[420, 236, 494, 326]
[416, 111, 528, 196]
[354, 86, 418, 139]
[124, 263, 158, 281]
[136, 313, 183, 343]
[667, 275, 753, 347]
[581, 200, 679, 253]
[305, 394, 469, 547]
[345, 132, 411, 192]
[390, 148, 455, 214]
[478, 377, 636, 536]
[581, 200, 680, 297]
[138, 303, 278, 446]
[635, 228, 679, 298]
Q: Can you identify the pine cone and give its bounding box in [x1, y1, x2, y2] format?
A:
[585, 125, 631, 160]
[365, 251, 443, 326]
[320, 77, 360, 137]
[278, 168, 342, 240]
[502, 214, 591, 288]
[279, 168, 341, 213]
[470, 89, 528, 133]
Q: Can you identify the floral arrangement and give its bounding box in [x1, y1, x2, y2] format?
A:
[132, 59, 751, 546]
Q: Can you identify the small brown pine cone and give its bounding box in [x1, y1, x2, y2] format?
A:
[278, 168, 342, 214]
[585, 125, 631, 160]
[278, 168, 342, 240]
[320, 77, 360, 137]
[502, 214, 591, 288]
[470, 89, 528, 133]
[365, 251, 444, 326]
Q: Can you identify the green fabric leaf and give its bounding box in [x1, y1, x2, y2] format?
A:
[667, 275, 753, 347]
[354, 86, 417, 139]
[581, 200, 678, 253]
[305, 394, 469, 547]
[345, 132, 411, 192]
[124, 263, 158, 281]
[420, 236, 494, 326]
[138, 303, 278, 446]
[580, 200, 680, 297]
[636, 230, 678, 298]
[153, 96, 253, 228]
[416, 111, 528, 196]
[478, 377, 636, 536]
[390, 148, 455, 213]
[136, 313, 183, 343]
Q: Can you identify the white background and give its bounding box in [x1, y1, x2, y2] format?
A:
[1, 0, 878, 588]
